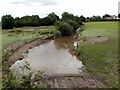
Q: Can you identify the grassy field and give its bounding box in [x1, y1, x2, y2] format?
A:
[76, 21, 118, 87]
[1, 26, 55, 52]
[1, 22, 119, 88]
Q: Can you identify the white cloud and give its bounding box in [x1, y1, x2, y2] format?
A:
[0, 0, 119, 20]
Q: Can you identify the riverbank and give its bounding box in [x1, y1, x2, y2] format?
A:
[75, 21, 118, 87]
[2, 25, 107, 88]
[2, 35, 54, 74]
[6, 35, 107, 88]
[2, 26, 56, 74]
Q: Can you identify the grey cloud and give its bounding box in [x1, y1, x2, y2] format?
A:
[12, 1, 31, 5]
[11, 0, 60, 6]
[119, 1, 120, 13]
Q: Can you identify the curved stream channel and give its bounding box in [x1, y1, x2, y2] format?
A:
[10, 36, 84, 75]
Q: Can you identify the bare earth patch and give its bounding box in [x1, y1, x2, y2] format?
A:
[88, 37, 109, 45]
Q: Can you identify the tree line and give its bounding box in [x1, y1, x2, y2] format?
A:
[2, 12, 59, 29]
[1, 12, 85, 29]
[1, 12, 119, 29]
[87, 14, 119, 22]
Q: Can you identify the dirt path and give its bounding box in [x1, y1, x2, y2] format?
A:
[39, 73, 106, 88]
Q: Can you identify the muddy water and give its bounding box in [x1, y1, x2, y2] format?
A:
[10, 36, 84, 75]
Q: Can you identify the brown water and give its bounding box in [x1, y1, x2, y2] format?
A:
[10, 36, 84, 75]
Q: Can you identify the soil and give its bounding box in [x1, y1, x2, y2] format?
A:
[88, 37, 109, 45]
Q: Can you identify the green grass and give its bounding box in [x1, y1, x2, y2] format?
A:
[0, 30, 2, 49]
[76, 21, 118, 87]
[1, 26, 56, 52]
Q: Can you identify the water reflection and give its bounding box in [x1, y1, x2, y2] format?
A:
[54, 36, 75, 49]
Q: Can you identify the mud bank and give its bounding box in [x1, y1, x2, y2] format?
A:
[3, 35, 54, 74]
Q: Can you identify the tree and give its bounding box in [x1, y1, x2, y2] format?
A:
[118, 14, 120, 18]
[14, 17, 22, 27]
[61, 12, 75, 20]
[47, 12, 59, 25]
[20, 15, 33, 26]
[103, 14, 111, 18]
[58, 22, 73, 36]
[90, 15, 102, 21]
[31, 15, 40, 26]
[40, 17, 51, 26]
[40, 12, 59, 26]
[65, 19, 79, 31]
[79, 15, 86, 22]
[15, 15, 40, 27]
[2, 15, 14, 29]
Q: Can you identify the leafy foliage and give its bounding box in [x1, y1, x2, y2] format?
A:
[61, 12, 86, 23]
[2, 12, 59, 29]
[118, 14, 120, 18]
[2, 15, 14, 29]
[14, 17, 22, 28]
[57, 22, 73, 36]
[62, 12, 75, 20]
[65, 19, 79, 31]
[79, 15, 86, 22]
[15, 15, 40, 27]
[90, 15, 102, 21]
[40, 12, 59, 26]
[53, 30, 61, 38]
[55, 12, 84, 36]
[103, 14, 111, 18]
[2, 61, 44, 89]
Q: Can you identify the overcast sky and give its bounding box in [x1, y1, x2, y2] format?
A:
[0, 0, 119, 20]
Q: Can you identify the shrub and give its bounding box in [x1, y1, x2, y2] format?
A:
[58, 22, 73, 36]
[2, 61, 44, 89]
[54, 20, 61, 27]
[65, 19, 79, 31]
[53, 30, 61, 38]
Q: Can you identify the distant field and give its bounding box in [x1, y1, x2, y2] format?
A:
[1, 26, 56, 52]
[76, 21, 118, 87]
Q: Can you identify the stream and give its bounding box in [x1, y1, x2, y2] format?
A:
[10, 36, 84, 75]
